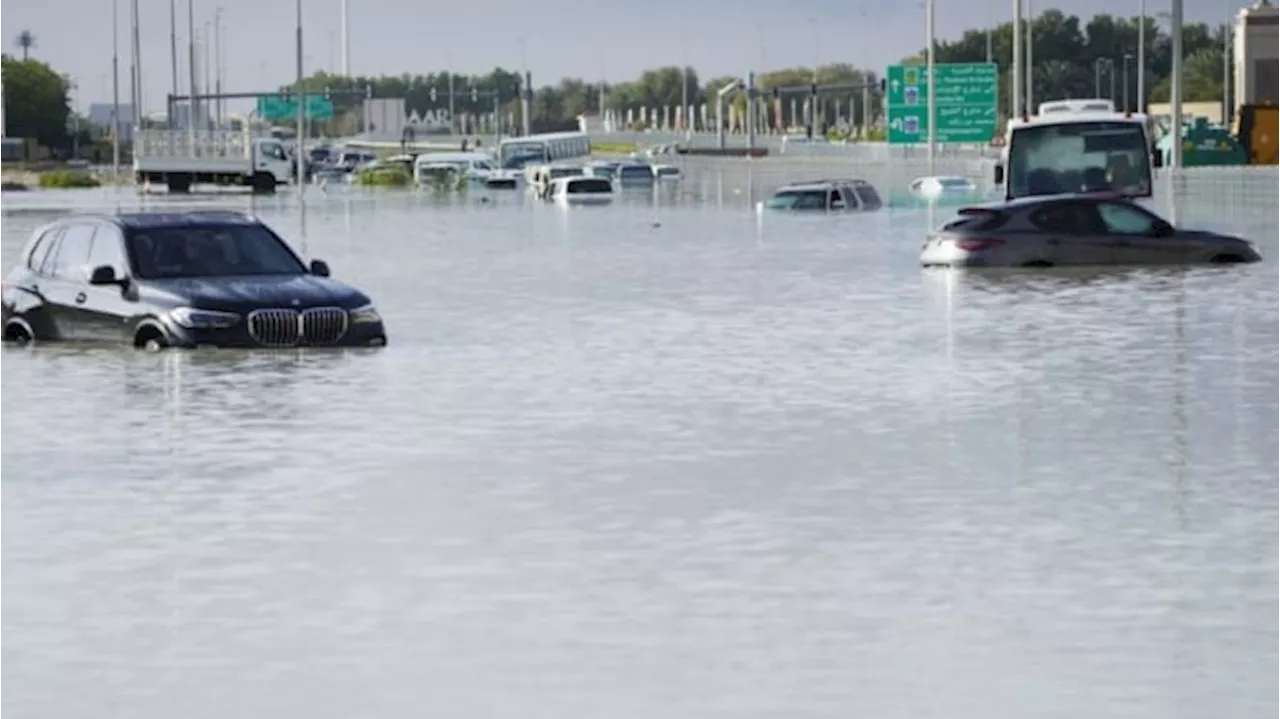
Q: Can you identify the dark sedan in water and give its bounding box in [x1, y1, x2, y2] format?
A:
[2, 210, 387, 349]
[921, 193, 1263, 267]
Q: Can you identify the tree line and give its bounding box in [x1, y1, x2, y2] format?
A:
[2, 11, 1233, 150]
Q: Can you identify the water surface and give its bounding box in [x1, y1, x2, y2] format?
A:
[2, 176, 1276, 719]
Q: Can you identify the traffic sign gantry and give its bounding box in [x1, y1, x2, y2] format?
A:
[885, 62, 998, 145]
[256, 94, 334, 121]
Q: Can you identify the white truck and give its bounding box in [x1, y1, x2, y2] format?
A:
[133, 129, 296, 194]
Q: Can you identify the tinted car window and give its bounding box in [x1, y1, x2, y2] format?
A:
[766, 190, 828, 210]
[125, 223, 306, 279]
[853, 185, 883, 210]
[565, 178, 613, 194]
[49, 224, 97, 280]
[86, 224, 129, 277]
[1096, 202, 1157, 235]
[28, 228, 62, 271]
[618, 165, 653, 181]
[1030, 203, 1101, 234]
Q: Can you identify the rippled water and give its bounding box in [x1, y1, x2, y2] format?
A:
[3, 177, 1277, 719]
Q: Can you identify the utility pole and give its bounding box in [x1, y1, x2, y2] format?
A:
[188, 0, 198, 144]
[1138, 0, 1147, 112]
[215, 8, 223, 126]
[341, 0, 351, 76]
[132, 0, 143, 122]
[170, 0, 179, 121]
[926, 0, 937, 176]
[112, 0, 121, 176]
[296, 0, 307, 241]
[1012, 0, 1023, 118]
[1025, 0, 1035, 111]
[0, 55, 7, 137]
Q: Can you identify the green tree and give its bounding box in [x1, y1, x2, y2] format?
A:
[15, 30, 35, 60]
[2, 55, 70, 147]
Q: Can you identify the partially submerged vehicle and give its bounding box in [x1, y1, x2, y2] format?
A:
[412, 152, 520, 189]
[546, 176, 615, 206]
[763, 179, 884, 212]
[527, 163, 587, 198]
[920, 193, 1261, 268]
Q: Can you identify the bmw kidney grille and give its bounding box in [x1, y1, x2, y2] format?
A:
[247, 307, 348, 346]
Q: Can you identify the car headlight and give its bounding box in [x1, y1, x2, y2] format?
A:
[349, 303, 381, 324]
[170, 307, 240, 329]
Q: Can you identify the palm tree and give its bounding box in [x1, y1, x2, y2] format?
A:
[16, 30, 36, 60]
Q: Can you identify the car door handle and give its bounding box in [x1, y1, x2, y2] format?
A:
[75, 292, 87, 304]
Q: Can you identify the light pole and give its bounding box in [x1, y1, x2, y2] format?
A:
[1025, 0, 1035, 111]
[1123, 53, 1133, 112]
[1012, 0, 1022, 118]
[1138, 0, 1146, 112]
[926, 0, 936, 176]
[1094, 57, 1112, 99]
[295, 0, 307, 240]
[111, 0, 121, 176]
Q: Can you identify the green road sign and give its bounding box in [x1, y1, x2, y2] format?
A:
[885, 62, 998, 145]
[256, 94, 334, 121]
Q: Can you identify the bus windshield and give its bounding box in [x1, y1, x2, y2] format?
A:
[499, 142, 547, 169]
[1006, 120, 1151, 199]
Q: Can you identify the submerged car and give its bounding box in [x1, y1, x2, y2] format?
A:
[2, 211, 387, 348]
[920, 194, 1262, 268]
[764, 179, 884, 212]
[547, 176, 615, 206]
[907, 175, 980, 200]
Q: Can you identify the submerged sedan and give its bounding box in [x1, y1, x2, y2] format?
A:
[920, 194, 1262, 267]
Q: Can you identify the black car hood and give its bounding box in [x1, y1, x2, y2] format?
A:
[139, 274, 369, 311]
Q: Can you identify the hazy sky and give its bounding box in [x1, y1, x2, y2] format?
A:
[4, 0, 1236, 111]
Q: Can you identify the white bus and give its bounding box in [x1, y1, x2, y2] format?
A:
[996, 99, 1160, 209]
[498, 132, 592, 170]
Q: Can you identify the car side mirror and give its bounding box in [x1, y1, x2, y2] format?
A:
[993, 164, 1005, 184]
[309, 259, 331, 277]
[1151, 151, 1164, 168]
[88, 265, 123, 286]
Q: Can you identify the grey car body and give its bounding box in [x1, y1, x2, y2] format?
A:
[764, 179, 884, 212]
[920, 193, 1262, 267]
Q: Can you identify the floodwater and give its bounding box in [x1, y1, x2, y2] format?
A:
[2, 177, 1277, 719]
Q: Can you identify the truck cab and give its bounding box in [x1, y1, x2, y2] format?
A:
[994, 99, 1160, 211]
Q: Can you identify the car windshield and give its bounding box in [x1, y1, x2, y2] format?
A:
[1007, 120, 1152, 199]
[126, 224, 306, 279]
[766, 189, 827, 210]
[549, 167, 583, 180]
[618, 165, 653, 180]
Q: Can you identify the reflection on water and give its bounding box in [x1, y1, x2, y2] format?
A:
[2, 176, 1277, 719]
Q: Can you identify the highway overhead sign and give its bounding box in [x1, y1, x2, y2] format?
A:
[885, 62, 998, 144]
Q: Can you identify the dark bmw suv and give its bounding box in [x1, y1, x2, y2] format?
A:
[2, 211, 387, 349]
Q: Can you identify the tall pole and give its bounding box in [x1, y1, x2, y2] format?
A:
[1222, 9, 1231, 125]
[1138, 0, 1146, 111]
[986, 29, 993, 63]
[128, 0, 138, 123]
[202, 23, 212, 128]
[0, 60, 5, 138]
[1025, 0, 1035, 112]
[1012, 0, 1023, 118]
[1170, 0, 1183, 168]
[1110, 60, 1117, 104]
[296, 0, 307, 241]
[170, 0, 179, 119]
[1123, 54, 1132, 111]
[132, 0, 143, 123]
[187, 0, 197, 145]
[341, 0, 351, 76]
[926, 0, 936, 176]
[214, 8, 223, 127]
[112, 0, 121, 177]
[681, 33, 689, 135]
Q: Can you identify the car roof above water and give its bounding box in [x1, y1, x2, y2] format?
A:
[96, 210, 261, 230]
